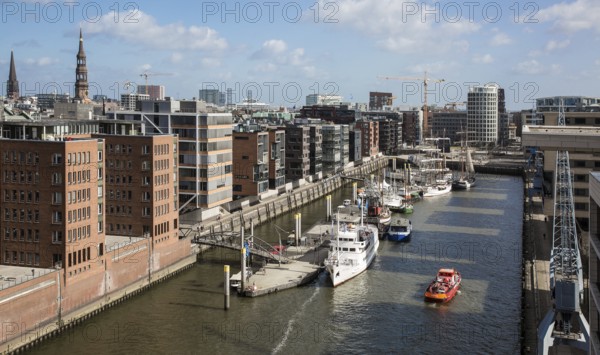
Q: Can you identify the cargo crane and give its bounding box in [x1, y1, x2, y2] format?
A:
[537, 100, 589, 354]
[377, 71, 444, 141]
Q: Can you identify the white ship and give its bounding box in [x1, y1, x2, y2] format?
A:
[324, 213, 380, 287]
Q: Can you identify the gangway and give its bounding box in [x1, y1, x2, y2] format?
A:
[191, 232, 294, 264]
[537, 100, 589, 354]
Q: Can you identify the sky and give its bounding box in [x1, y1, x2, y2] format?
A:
[1, 0, 599, 110]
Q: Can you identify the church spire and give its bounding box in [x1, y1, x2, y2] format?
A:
[7, 50, 19, 100]
[74, 28, 89, 102]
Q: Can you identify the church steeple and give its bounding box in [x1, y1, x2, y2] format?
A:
[7, 50, 19, 100]
[74, 28, 89, 102]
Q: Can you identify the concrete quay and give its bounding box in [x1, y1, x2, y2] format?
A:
[241, 245, 329, 297]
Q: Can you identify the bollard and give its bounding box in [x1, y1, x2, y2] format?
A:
[224, 265, 230, 310]
[241, 248, 246, 293]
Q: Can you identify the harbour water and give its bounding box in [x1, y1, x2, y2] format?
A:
[29, 174, 523, 354]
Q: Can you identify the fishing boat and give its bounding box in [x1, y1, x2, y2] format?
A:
[324, 213, 379, 287]
[424, 268, 462, 303]
[386, 217, 412, 242]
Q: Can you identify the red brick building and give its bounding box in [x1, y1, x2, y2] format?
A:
[357, 121, 379, 158]
[0, 138, 105, 281]
[232, 131, 269, 198]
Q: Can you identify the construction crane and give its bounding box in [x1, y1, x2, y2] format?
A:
[139, 72, 173, 95]
[444, 102, 466, 110]
[378, 71, 444, 139]
[537, 99, 589, 354]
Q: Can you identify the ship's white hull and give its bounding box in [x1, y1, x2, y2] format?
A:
[325, 224, 379, 287]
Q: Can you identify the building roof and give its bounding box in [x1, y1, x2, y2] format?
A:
[0, 265, 57, 291]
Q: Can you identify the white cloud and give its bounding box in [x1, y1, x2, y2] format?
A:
[170, 52, 183, 64]
[24, 57, 58, 67]
[251, 39, 288, 59]
[249, 40, 316, 77]
[318, 0, 480, 53]
[262, 40, 287, 54]
[490, 32, 512, 46]
[545, 39, 570, 51]
[514, 60, 560, 75]
[473, 54, 494, 64]
[201, 57, 221, 68]
[83, 10, 227, 51]
[538, 0, 600, 33]
[139, 64, 152, 71]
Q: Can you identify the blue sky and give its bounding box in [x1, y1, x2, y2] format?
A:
[2, 0, 599, 110]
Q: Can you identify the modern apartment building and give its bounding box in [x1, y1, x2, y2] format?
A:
[349, 130, 362, 162]
[467, 85, 499, 144]
[306, 94, 344, 106]
[537, 96, 600, 112]
[298, 105, 356, 125]
[430, 111, 467, 145]
[268, 128, 286, 190]
[376, 119, 403, 155]
[199, 89, 225, 106]
[120, 93, 150, 111]
[232, 130, 269, 198]
[369, 92, 394, 110]
[106, 100, 233, 210]
[308, 126, 323, 179]
[284, 125, 311, 181]
[340, 124, 350, 167]
[322, 125, 342, 176]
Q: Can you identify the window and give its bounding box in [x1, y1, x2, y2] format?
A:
[52, 231, 63, 244]
[98, 186, 103, 197]
[52, 192, 63, 204]
[53, 211, 62, 223]
[98, 151, 103, 161]
[51, 153, 63, 165]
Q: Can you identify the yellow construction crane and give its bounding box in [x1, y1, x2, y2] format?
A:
[378, 71, 445, 136]
[139, 72, 173, 95]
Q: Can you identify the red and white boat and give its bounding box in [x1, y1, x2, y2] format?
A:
[424, 268, 461, 303]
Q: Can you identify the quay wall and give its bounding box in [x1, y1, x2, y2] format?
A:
[389, 157, 526, 177]
[0, 238, 197, 354]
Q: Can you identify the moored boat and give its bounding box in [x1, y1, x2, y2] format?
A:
[452, 175, 476, 190]
[399, 202, 414, 214]
[386, 217, 412, 242]
[422, 183, 452, 197]
[324, 214, 379, 287]
[424, 268, 461, 303]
